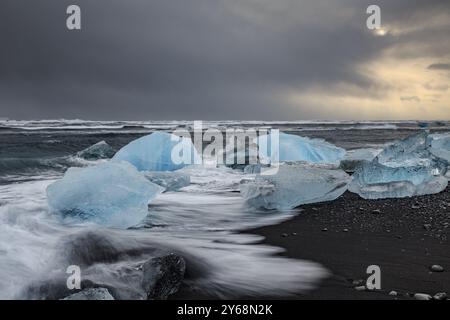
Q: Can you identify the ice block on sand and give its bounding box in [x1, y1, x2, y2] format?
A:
[240, 162, 350, 210]
[349, 132, 448, 199]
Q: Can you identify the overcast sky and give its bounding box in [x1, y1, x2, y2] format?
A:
[0, 0, 449, 120]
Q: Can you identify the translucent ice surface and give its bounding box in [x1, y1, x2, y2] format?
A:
[240, 162, 351, 210]
[340, 148, 382, 172]
[258, 132, 346, 165]
[428, 133, 450, 163]
[47, 162, 163, 227]
[143, 171, 190, 192]
[77, 141, 115, 160]
[349, 132, 448, 199]
[113, 131, 198, 171]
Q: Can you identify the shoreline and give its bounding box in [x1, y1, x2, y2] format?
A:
[248, 189, 450, 299]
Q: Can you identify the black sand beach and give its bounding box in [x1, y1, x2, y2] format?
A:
[250, 189, 450, 300]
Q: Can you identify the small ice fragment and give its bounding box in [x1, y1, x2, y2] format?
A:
[258, 132, 346, 165]
[143, 171, 190, 192]
[77, 141, 115, 160]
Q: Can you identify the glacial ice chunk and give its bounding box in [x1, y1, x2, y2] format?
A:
[349, 132, 448, 199]
[77, 141, 115, 160]
[143, 171, 190, 192]
[47, 162, 163, 228]
[239, 162, 351, 210]
[340, 148, 382, 172]
[258, 132, 346, 165]
[113, 131, 198, 171]
[376, 131, 433, 167]
[244, 164, 262, 174]
[428, 133, 450, 163]
[217, 139, 259, 169]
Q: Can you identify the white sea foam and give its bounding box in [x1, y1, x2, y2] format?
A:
[2, 119, 447, 133]
[0, 165, 327, 299]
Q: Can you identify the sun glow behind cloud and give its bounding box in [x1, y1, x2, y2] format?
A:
[284, 8, 450, 120]
[373, 27, 388, 37]
[285, 55, 450, 120]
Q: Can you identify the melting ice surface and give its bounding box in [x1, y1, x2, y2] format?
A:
[428, 133, 450, 163]
[76, 141, 116, 160]
[47, 162, 163, 228]
[0, 165, 327, 299]
[340, 148, 382, 172]
[240, 163, 351, 210]
[112, 131, 198, 171]
[143, 171, 190, 192]
[258, 132, 346, 164]
[349, 132, 448, 199]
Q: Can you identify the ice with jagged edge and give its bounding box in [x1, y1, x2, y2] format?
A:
[77, 141, 116, 160]
[258, 132, 346, 165]
[340, 148, 382, 172]
[349, 132, 448, 199]
[240, 162, 351, 210]
[47, 161, 163, 228]
[244, 164, 262, 174]
[428, 133, 450, 163]
[177, 165, 244, 192]
[216, 139, 259, 169]
[113, 131, 198, 171]
[143, 171, 190, 192]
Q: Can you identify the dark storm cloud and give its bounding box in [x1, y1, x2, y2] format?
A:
[0, 0, 448, 120]
[428, 63, 450, 70]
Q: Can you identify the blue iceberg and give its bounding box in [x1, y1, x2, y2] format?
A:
[258, 132, 346, 165]
[240, 162, 351, 210]
[113, 131, 198, 171]
[47, 162, 163, 228]
[349, 132, 448, 199]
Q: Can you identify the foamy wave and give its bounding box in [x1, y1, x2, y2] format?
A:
[0, 164, 327, 299]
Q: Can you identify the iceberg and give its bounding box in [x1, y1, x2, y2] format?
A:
[143, 171, 190, 192]
[77, 141, 115, 160]
[47, 162, 163, 228]
[349, 132, 448, 199]
[113, 131, 198, 171]
[258, 132, 346, 165]
[240, 162, 351, 210]
[340, 148, 382, 172]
